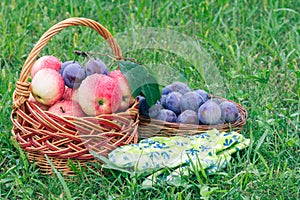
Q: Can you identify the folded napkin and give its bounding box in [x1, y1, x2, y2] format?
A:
[102, 129, 250, 187]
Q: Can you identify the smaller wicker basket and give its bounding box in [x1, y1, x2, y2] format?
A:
[10, 17, 139, 176]
[138, 97, 247, 139]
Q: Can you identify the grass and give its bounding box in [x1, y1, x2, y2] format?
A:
[1, 0, 299, 199]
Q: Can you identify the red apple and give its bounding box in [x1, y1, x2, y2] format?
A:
[31, 55, 62, 78]
[109, 70, 134, 111]
[48, 100, 85, 117]
[78, 74, 122, 116]
[31, 68, 65, 106]
[62, 86, 79, 103]
[28, 93, 50, 111]
[62, 86, 72, 100]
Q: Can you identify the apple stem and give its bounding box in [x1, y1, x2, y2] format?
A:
[59, 106, 65, 113]
[98, 99, 104, 106]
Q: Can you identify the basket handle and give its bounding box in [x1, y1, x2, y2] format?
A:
[13, 17, 122, 109]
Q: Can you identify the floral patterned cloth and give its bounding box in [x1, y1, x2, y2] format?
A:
[106, 129, 250, 187]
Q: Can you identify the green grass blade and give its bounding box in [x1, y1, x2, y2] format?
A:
[45, 155, 72, 200]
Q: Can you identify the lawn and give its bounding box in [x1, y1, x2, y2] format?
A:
[0, 0, 299, 199]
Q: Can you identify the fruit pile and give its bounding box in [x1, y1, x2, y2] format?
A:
[138, 82, 240, 125]
[29, 55, 134, 117]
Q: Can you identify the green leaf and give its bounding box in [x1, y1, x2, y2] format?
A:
[118, 60, 161, 106]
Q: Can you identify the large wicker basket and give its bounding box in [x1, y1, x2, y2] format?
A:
[10, 17, 139, 176]
[138, 96, 247, 139]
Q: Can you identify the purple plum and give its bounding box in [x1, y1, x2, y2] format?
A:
[85, 58, 109, 76]
[149, 101, 163, 118]
[198, 101, 221, 125]
[194, 89, 209, 102]
[176, 110, 199, 125]
[180, 91, 205, 112]
[162, 82, 191, 95]
[62, 62, 86, 89]
[219, 101, 240, 123]
[165, 91, 182, 115]
[156, 109, 177, 122]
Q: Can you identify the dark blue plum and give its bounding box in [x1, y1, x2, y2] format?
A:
[219, 101, 240, 123]
[156, 109, 177, 123]
[176, 110, 199, 125]
[165, 92, 182, 115]
[137, 96, 150, 117]
[180, 91, 205, 112]
[162, 82, 191, 95]
[85, 59, 109, 76]
[59, 60, 80, 76]
[198, 101, 221, 125]
[194, 89, 209, 102]
[62, 63, 86, 89]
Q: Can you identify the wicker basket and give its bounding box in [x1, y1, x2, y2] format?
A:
[138, 97, 247, 139]
[10, 17, 139, 176]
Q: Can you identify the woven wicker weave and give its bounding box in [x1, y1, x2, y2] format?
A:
[138, 97, 247, 139]
[10, 17, 139, 176]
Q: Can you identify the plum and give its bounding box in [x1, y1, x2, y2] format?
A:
[59, 60, 79, 75]
[62, 63, 86, 89]
[198, 101, 221, 125]
[85, 58, 109, 76]
[137, 96, 150, 117]
[156, 109, 177, 123]
[180, 91, 205, 112]
[162, 82, 191, 95]
[165, 91, 182, 115]
[160, 94, 167, 108]
[149, 101, 163, 118]
[211, 97, 225, 105]
[176, 110, 199, 125]
[219, 101, 240, 123]
[194, 89, 209, 102]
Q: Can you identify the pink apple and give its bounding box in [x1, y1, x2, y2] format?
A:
[62, 86, 72, 100]
[48, 100, 85, 117]
[109, 70, 134, 111]
[31, 55, 62, 78]
[31, 68, 65, 106]
[78, 74, 122, 115]
[62, 86, 79, 103]
[28, 93, 50, 111]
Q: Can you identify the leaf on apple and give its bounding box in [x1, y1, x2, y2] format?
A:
[118, 60, 161, 106]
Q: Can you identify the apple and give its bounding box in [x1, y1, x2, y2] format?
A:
[31, 68, 65, 106]
[62, 86, 73, 100]
[28, 93, 50, 111]
[48, 100, 85, 117]
[109, 70, 134, 111]
[62, 86, 79, 103]
[31, 55, 62, 78]
[78, 74, 122, 115]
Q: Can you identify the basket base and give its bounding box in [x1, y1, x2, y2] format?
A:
[26, 152, 94, 176]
